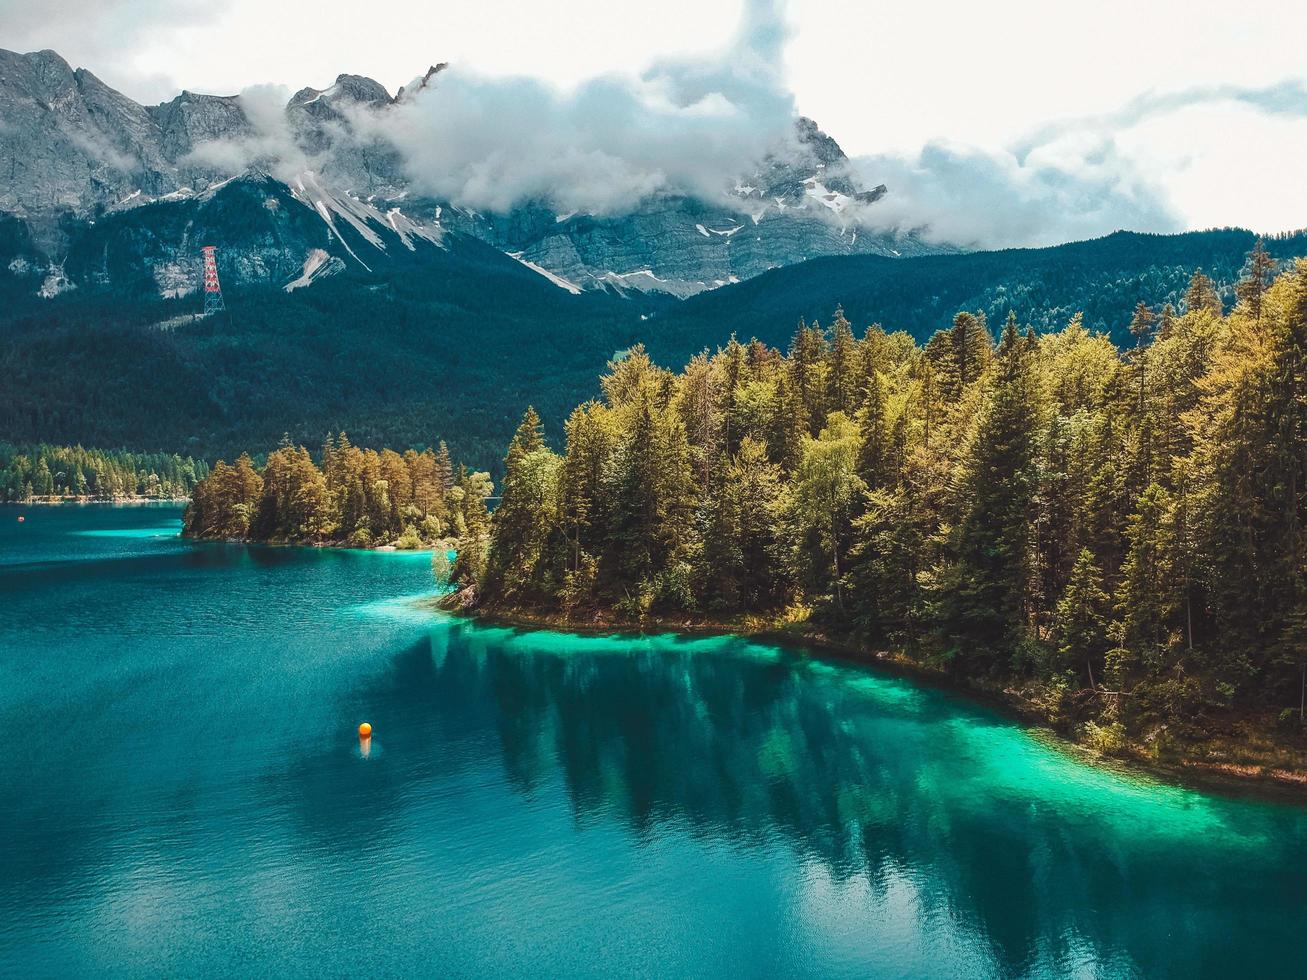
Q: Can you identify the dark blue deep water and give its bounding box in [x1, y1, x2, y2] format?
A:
[3, 504, 1307, 977]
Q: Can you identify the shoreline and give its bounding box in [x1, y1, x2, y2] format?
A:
[182, 530, 456, 554]
[445, 600, 1307, 804]
[5, 496, 190, 505]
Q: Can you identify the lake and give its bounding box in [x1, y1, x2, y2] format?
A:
[3, 504, 1306, 977]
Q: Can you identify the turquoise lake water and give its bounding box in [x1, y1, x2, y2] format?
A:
[3, 504, 1306, 977]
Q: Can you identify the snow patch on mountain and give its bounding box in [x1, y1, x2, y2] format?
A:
[509, 252, 583, 294]
[592, 268, 708, 299]
[804, 179, 853, 214]
[288, 170, 443, 270]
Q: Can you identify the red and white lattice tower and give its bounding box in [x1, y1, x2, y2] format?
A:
[200, 245, 225, 315]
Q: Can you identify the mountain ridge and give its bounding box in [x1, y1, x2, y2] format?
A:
[0, 47, 940, 299]
[643, 227, 1307, 355]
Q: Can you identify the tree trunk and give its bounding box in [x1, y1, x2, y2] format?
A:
[832, 542, 843, 612]
[1186, 591, 1194, 651]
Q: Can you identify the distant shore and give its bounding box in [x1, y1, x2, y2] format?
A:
[445, 596, 1307, 803]
[5, 496, 190, 505]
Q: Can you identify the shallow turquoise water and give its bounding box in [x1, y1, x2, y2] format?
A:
[3, 505, 1306, 977]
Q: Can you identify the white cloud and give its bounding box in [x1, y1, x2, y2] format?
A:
[848, 80, 1307, 248]
[6, 0, 1307, 247]
[1113, 101, 1307, 233]
[851, 138, 1179, 250]
[356, 0, 796, 214]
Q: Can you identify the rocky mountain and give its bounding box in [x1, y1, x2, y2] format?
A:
[0, 51, 234, 234]
[0, 48, 942, 303]
[0, 167, 451, 305]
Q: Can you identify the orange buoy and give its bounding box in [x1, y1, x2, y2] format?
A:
[358, 722, 372, 738]
[17, 516, 24, 523]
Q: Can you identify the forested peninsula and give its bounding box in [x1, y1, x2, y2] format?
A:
[460, 246, 1307, 783]
[177, 245, 1307, 785]
[181, 436, 491, 560]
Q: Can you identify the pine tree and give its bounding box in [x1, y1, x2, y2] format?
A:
[827, 307, 860, 415]
[1236, 238, 1277, 321]
[678, 352, 722, 485]
[1184, 269, 1222, 316]
[698, 437, 786, 610]
[931, 312, 994, 403]
[484, 410, 562, 602]
[1118, 483, 1177, 684]
[1158, 303, 1177, 342]
[848, 485, 925, 643]
[434, 441, 454, 495]
[1054, 549, 1110, 685]
[450, 467, 494, 587]
[603, 395, 695, 596]
[856, 368, 894, 490]
[935, 313, 1038, 660]
[1128, 301, 1156, 414]
[788, 319, 830, 434]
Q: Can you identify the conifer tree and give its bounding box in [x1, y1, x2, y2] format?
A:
[434, 441, 454, 496]
[1184, 269, 1222, 316]
[1236, 238, 1277, 320]
[698, 437, 786, 610]
[484, 409, 562, 602]
[935, 314, 1038, 659]
[1054, 549, 1110, 685]
[788, 320, 830, 433]
[1117, 483, 1177, 687]
[791, 412, 865, 611]
[827, 307, 861, 415]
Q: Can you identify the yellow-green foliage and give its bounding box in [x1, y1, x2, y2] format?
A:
[479, 250, 1307, 741]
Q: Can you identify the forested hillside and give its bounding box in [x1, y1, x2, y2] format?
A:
[2, 227, 1303, 475]
[645, 228, 1307, 362]
[0, 234, 654, 473]
[471, 245, 1307, 756]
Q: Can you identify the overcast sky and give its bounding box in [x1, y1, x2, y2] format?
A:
[5, 0, 1307, 245]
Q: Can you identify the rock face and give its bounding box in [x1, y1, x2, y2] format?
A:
[58, 171, 447, 301]
[286, 74, 407, 197]
[0, 50, 168, 226]
[148, 91, 252, 162]
[437, 114, 920, 297]
[0, 47, 949, 300]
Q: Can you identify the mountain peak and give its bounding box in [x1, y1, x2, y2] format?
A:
[290, 74, 393, 110]
[795, 115, 849, 167]
[0, 48, 73, 70]
[0, 48, 942, 303]
[0, 48, 77, 97]
[330, 74, 393, 105]
[396, 64, 447, 102]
